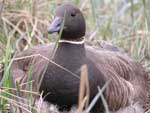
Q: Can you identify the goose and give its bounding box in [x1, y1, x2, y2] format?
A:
[11, 3, 149, 113]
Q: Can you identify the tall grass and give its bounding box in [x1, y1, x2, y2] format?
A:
[0, 0, 150, 112]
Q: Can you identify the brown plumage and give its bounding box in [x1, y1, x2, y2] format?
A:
[11, 3, 149, 113]
[11, 44, 149, 112]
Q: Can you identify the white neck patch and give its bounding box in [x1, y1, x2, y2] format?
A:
[59, 39, 85, 44]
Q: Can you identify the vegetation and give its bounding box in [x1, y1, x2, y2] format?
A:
[0, 0, 150, 112]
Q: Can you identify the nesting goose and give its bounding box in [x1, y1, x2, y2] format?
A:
[11, 4, 149, 113]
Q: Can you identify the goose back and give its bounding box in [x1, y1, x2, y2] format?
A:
[86, 46, 147, 111]
[11, 43, 149, 112]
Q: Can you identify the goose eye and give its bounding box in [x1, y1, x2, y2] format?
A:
[71, 13, 76, 17]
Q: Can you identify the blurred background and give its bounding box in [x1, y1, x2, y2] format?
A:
[0, 0, 150, 112]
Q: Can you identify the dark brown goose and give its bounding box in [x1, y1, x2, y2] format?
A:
[11, 3, 149, 113]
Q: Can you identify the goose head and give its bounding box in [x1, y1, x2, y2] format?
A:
[47, 4, 86, 41]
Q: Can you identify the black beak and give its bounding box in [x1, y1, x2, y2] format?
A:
[47, 17, 63, 34]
